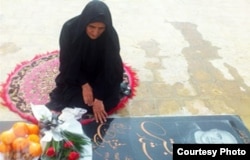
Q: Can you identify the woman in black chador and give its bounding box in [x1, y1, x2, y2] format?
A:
[46, 0, 124, 123]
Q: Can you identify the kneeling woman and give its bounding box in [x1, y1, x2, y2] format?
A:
[46, 1, 123, 123]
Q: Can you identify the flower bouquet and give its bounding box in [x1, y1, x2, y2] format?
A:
[0, 104, 92, 160]
[31, 104, 92, 160]
[41, 130, 87, 160]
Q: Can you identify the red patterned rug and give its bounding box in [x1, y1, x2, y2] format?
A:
[0, 50, 138, 123]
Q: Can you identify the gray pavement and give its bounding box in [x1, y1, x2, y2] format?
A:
[0, 0, 250, 129]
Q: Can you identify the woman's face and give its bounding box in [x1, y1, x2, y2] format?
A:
[86, 22, 106, 39]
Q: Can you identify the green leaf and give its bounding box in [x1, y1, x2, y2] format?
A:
[60, 130, 89, 153]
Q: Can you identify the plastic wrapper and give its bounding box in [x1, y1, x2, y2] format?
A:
[0, 104, 92, 160]
[31, 104, 92, 160]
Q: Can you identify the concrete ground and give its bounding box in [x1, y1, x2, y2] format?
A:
[0, 0, 250, 130]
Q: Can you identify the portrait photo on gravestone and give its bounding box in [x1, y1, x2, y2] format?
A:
[82, 115, 250, 160]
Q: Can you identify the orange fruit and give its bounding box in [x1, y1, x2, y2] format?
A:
[27, 123, 40, 135]
[0, 142, 11, 153]
[12, 137, 29, 151]
[12, 122, 29, 137]
[0, 129, 16, 145]
[27, 134, 40, 143]
[29, 142, 42, 157]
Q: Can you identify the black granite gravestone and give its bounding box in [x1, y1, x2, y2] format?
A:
[1, 115, 249, 160]
[82, 115, 250, 160]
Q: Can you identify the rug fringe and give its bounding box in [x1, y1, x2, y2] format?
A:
[108, 63, 139, 115]
[0, 50, 138, 124]
[0, 51, 60, 124]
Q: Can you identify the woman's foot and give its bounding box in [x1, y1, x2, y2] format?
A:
[81, 113, 94, 119]
[80, 113, 95, 125]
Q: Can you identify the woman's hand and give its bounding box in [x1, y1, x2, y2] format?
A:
[92, 99, 108, 123]
[82, 83, 94, 106]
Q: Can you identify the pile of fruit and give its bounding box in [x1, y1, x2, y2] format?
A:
[0, 122, 42, 160]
